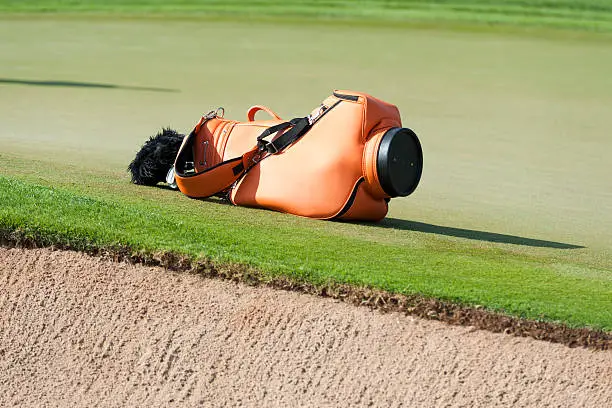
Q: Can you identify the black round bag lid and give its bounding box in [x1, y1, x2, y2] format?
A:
[376, 127, 423, 197]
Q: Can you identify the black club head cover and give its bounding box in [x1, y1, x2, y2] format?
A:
[128, 128, 185, 185]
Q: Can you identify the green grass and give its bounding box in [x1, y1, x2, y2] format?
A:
[1, 154, 610, 331]
[2, 0, 612, 33]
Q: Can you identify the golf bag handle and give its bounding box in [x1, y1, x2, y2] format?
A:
[247, 105, 282, 122]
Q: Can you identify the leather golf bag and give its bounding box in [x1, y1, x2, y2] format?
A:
[173, 90, 423, 221]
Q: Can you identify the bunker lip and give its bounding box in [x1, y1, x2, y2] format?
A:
[2, 229, 610, 351]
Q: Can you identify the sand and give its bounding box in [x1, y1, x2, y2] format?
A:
[1, 247, 610, 407]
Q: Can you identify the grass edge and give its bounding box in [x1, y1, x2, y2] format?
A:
[2, 226, 609, 351]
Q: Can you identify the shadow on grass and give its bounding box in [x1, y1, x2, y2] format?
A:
[129, 182, 583, 248]
[375, 218, 584, 249]
[146, 184, 233, 205]
[0, 78, 179, 93]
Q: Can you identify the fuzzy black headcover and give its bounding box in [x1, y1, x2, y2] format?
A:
[128, 128, 185, 185]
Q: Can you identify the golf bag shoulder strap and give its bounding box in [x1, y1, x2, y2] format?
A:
[174, 140, 260, 198]
[256, 117, 310, 154]
[174, 111, 312, 198]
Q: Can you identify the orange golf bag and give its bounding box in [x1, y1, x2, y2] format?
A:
[172, 90, 423, 221]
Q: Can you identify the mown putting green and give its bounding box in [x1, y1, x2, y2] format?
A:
[1, 14, 611, 330]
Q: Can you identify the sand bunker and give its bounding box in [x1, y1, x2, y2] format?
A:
[1, 247, 610, 407]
